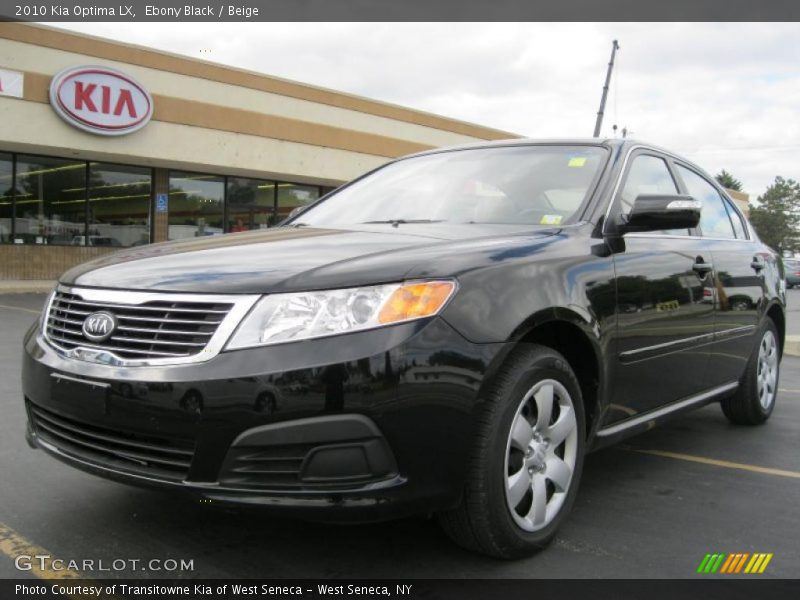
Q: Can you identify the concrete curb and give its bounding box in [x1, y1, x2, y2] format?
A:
[785, 335, 800, 358]
[0, 280, 56, 294]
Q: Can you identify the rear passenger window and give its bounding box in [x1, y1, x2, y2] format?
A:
[676, 165, 736, 239]
[619, 155, 688, 235]
[723, 198, 748, 239]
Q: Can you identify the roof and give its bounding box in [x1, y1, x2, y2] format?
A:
[404, 137, 622, 157]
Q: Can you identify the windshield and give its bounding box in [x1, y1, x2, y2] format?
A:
[293, 145, 608, 227]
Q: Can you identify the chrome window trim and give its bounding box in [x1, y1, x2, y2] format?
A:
[624, 232, 755, 243]
[601, 144, 756, 243]
[722, 196, 756, 241]
[42, 285, 260, 367]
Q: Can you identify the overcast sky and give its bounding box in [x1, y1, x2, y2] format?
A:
[50, 22, 800, 199]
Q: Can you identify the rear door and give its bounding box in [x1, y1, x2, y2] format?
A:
[673, 163, 763, 387]
[606, 151, 715, 423]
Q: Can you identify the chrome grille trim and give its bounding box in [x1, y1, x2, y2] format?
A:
[116, 325, 215, 337]
[43, 285, 260, 367]
[51, 297, 231, 314]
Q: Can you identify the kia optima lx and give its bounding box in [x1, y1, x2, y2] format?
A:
[22, 139, 785, 558]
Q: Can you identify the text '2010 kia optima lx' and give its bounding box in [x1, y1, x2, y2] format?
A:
[22, 139, 785, 558]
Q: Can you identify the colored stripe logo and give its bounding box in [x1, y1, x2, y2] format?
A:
[697, 553, 773, 574]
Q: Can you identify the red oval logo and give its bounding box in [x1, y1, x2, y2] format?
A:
[49, 66, 153, 136]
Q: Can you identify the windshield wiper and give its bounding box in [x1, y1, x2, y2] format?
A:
[361, 219, 443, 227]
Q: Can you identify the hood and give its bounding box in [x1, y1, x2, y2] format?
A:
[60, 224, 557, 293]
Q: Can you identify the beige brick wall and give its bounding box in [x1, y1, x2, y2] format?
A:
[0, 245, 117, 280]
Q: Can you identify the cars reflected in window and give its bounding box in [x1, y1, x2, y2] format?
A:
[276, 183, 320, 223]
[168, 172, 224, 240]
[227, 177, 276, 232]
[14, 155, 86, 245]
[88, 163, 152, 247]
[0, 153, 12, 244]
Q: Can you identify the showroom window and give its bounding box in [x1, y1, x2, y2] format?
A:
[0, 153, 12, 243]
[0, 152, 154, 247]
[276, 182, 321, 222]
[0, 150, 326, 244]
[226, 177, 276, 231]
[168, 171, 224, 240]
[14, 155, 87, 245]
[88, 163, 152, 247]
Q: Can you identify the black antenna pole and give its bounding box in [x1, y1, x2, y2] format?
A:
[593, 40, 620, 138]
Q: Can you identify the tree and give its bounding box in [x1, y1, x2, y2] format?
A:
[748, 176, 800, 253]
[715, 169, 743, 191]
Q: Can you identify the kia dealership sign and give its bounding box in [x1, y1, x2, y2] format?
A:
[49, 66, 153, 136]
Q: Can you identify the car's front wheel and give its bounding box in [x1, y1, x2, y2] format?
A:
[438, 345, 585, 558]
[721, 319, 780, 425]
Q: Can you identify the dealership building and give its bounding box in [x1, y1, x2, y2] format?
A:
[0, 23, 514, 281]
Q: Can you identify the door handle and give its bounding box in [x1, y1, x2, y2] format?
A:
[693, 260, 713, 276]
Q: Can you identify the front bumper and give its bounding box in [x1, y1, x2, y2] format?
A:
[23, 316, 506, 521]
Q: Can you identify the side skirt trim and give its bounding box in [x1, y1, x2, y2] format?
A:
[596, 381, 739, 439]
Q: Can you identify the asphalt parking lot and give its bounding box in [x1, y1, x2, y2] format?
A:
[1, 292, 798, 579]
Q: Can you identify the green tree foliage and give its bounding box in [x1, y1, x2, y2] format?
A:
[715, 169, 743, 191]
[748, 176, 800, 253]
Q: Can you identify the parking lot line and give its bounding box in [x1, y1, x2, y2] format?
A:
[0, 303, 40, 315]
[621, 448, 800, 480]
[778, 388, 800, 394]
[0, 521, 81, 580]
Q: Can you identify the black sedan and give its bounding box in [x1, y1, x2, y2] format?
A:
[22, 139, 784, 558]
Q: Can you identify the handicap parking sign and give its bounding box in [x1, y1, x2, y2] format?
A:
[156, 193, 168, 213]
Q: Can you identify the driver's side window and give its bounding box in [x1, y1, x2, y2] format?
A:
[619, 155, 688, 235]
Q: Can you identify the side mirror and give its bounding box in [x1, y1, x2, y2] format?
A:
[620, 194, 701, 233]
[287, 206, 305, 219]
[278, 205, 306, 226]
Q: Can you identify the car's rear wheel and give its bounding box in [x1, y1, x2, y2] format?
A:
[721, 320, 780, 425]
[438, 345, 585, 558]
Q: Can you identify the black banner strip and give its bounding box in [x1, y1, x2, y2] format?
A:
[2, 0, 800, 22]
[3, 579, 800, 600]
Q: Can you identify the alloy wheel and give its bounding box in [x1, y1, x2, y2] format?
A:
[757, 330, 779, 410]
[504, 379, 578, 532]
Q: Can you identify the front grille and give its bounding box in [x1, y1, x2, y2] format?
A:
[45, 290, 234, 361]
[28, 403, 196, 482]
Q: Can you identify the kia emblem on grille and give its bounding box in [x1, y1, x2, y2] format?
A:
[82, 311, 118, 342]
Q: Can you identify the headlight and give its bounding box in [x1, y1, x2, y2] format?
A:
[225, 280, 456, 349]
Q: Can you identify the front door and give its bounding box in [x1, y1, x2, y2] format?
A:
[605, 152, 714, 424]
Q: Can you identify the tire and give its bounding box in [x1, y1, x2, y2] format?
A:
[438, 345, 585, 559]
[721, 319, 780, 425]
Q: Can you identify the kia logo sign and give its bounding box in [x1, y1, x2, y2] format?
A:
[82, 311, 118, 342]
[49, 65, 153, 136]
